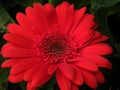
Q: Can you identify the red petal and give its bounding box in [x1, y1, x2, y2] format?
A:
[92, 31, 101, 39]
[3, 33, 34, 48]
[24, 63, 41, 81]
[78, 14, 95, 30]
[71, 65, 83, 85]
[91, 35, 108, 44]
[58, 63, 74, 80]
[31, 64, 51, 87]
[83, 55, 112, 69]
[48, 64, 58, 75]
[81, 69, 97, 89]
[7, 24, 35, 39]
[91, 31, 108, 44]
[56, 2, 74, 34]
[44, 4, 58, 30]
[1, 59, 22, 68]
[8, 73, 24, 83]
[71, 83, 79, 90]
[27, 82, 36, 90]
[16, 13, 40, 35]
[70, 7, 87, 32]
[91, 22, 98, 30]
[73, 57, 98, 72]
[94, 71, 105, 83]
[25, 7, 43, 35]
[80, 43, 112, 55]
[10, 58, 38, 74]
[33, 3, 49, 33]
[1, 43, 37, 58]
[31, 72, 51, 88]
[56, 69, 71, 90]
[76, 30, 94, 47]
[71, 14, 95, 38]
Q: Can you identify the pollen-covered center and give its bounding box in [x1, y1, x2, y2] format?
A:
[48, 41, 65, 55]
[34, 33, 77, 63]
[35, 33, 70, 58]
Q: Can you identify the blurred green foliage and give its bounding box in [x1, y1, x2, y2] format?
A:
[0, 0, 120, 90]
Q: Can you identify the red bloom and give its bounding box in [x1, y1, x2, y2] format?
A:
[1, 2, 112, 90]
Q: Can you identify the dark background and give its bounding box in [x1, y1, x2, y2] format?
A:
[0, 0, 120, 90]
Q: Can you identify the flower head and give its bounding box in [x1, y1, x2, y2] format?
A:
[1, 2, 112, 90]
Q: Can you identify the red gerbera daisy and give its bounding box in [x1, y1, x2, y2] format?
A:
[1, 2, 112, 90]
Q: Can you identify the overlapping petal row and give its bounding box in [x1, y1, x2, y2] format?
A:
[1, 2, 112, 90]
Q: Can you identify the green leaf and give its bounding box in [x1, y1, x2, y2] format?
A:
[45, 76, 56, 90]
[15, 0, 44, 6]
[48, 0, 56, 4]
[19, 82, 26, 90]
[91, 0, 120, 13]
[107, 6, 120, 16]
[0, 84, 6, 90]
[78, 0, 91, 9]
[0, 85, 3, 90]
[0, 56, 9, 85]
[48, 0, 63, 6]
[94, 7, 116, 44]
[0, 51, 9, 89]
[0, 68, 9, 85]
[0, 2, 14, 33]
[38, 76, 56, 90]
[115, 43, 120, 53]
[0, 82, 8, 90]
[95, 83, 106, 90]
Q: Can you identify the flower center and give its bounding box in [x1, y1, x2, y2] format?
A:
[42, 34, 69, 57]
[48, 41, 65, 55]
[34, 33, 77, 64]
[35, 33, 69, 56]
